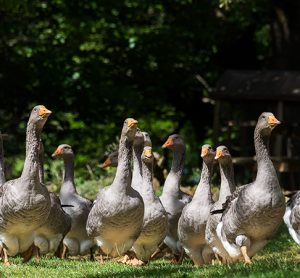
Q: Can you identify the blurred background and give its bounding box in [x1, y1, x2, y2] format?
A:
[1, 0, 300, 197]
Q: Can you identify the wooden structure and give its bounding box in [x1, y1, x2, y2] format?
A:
[212, 70, 300, 189]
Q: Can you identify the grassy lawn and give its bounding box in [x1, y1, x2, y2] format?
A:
[0, 225, 299, 278]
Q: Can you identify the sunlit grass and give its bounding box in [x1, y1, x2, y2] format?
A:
[0, 225, 299, 277]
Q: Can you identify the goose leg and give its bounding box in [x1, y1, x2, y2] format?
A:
[202, 246, 214, 264]
[240, 246, 251, 264]
[35, 246, 41, 262]
[150, 242, 168, 260]
[61, 244, 68, 259]
[22, 243, 35, 263]
[90, 248, 94, 261]
[3, 247, 10, 266]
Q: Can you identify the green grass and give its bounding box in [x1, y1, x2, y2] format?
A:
[0, 225, 299, 278]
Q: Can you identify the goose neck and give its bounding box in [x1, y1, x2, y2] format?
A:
[218, 160, 236, 203]
[162, 147, 185, 196]
[0, 134, 5, 185]
[192, 159, 213, 203]
[132, 143, 143, 191]
[254, 127, 277, 184]
[21, 122, 41, 184]
[141, 160, 155, 199]
[113, 136, 133, 191]
[59, 154, 76, 195]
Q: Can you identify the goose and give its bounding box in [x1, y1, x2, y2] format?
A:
[178, 144, 215, 265]
[101, 151, 118, 168]
[0, 105, 52, 265]
[205, 146, 236, 263]
[159, 134, 191, 263]
[34, 141, 72, 258]
[52, 144, 95, 259]
[0, 132, 6, 186]
[284, 191, 300, 244]
[129, 137, 168, 265]
[215, 112, 285, 263]
[86, 118, 144, 258]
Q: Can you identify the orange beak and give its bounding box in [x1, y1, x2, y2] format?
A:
[39, 106, 52, 118]
[52, 147, 62, 157]
[128, 118, 138, 128]
[268, 115, 280, 127]
[162, 137, 174, 149]
[201, 147, 209, 158]
[215, 149, 223, 160]
[144, 149, 153, 158]
[101, 158, 112, 168]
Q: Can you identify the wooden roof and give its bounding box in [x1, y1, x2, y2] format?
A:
[213, 70, 300, 101]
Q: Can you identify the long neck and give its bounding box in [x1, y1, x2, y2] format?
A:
[162, 147, 185, 196]
[218, 160, 236, 203]
[60, 154, 76, 194]
[112, 136, 133, 191]
[131, 143, 143, 191]
[254, 127, 278, 186]
[192, 158, 213, 204]
[38, 145, 45, 184]
[0, 134, 5, 185]
[21, 122, 41, 185]
[141, 160, 155, 200]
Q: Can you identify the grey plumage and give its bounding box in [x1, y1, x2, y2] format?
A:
[131, 138, 168, 262]
[0, 105, 52, 262]
[284, 191, 300, 244]
[178, 144, 215, 265]
[205, 145, 236, 263]
[86, 118, 144, 257]
[160, 134, 191, 257]
[52, 144, 94, 256]
[34, 141, 72, 256]
[216, 112, 285, 262]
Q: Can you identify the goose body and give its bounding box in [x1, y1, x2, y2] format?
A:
[159, 134, 191, 259]
[205, 146, 236, 262]
[34, 142, 72, 256]
[0, 106, 52, 263]
[52, 144, 94, 256]
[284, 191, 300, 244]
[86, 118, 144, 257]
[178, 145, 215, 265]
[216, 113, 285, 263]
[131, 135, 168, 263]
[34, 193, 71, 255]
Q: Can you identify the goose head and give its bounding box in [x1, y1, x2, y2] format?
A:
[257, 112, 281, 137]
[134, 128, 144, 146]
[201, 144, 215, 163]
[52, 144, 73, 158]
[215, 146, 232, 164]
[142, 132, 152, 147]
[29, 105, 52, 129]
[141, 146, 153, 163]
[162, 134, 184, 151]
[122, 118, 138, 141]
[101, 151, 118, 168]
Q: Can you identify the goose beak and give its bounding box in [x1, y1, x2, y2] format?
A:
[144, 149, 153, 159]
[101, 158, 112, 168]
[215, 149, 223, 160]
[52, 147, 62, 157]
[162, 137, 174, 148]
[39, 106, 52, 118]
[201, 147, 209, 158]
[128, 118, 138, 128]
[268, 115, 281, 127]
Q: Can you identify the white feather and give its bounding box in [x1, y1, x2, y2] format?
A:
[216, 221, 240, 258]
